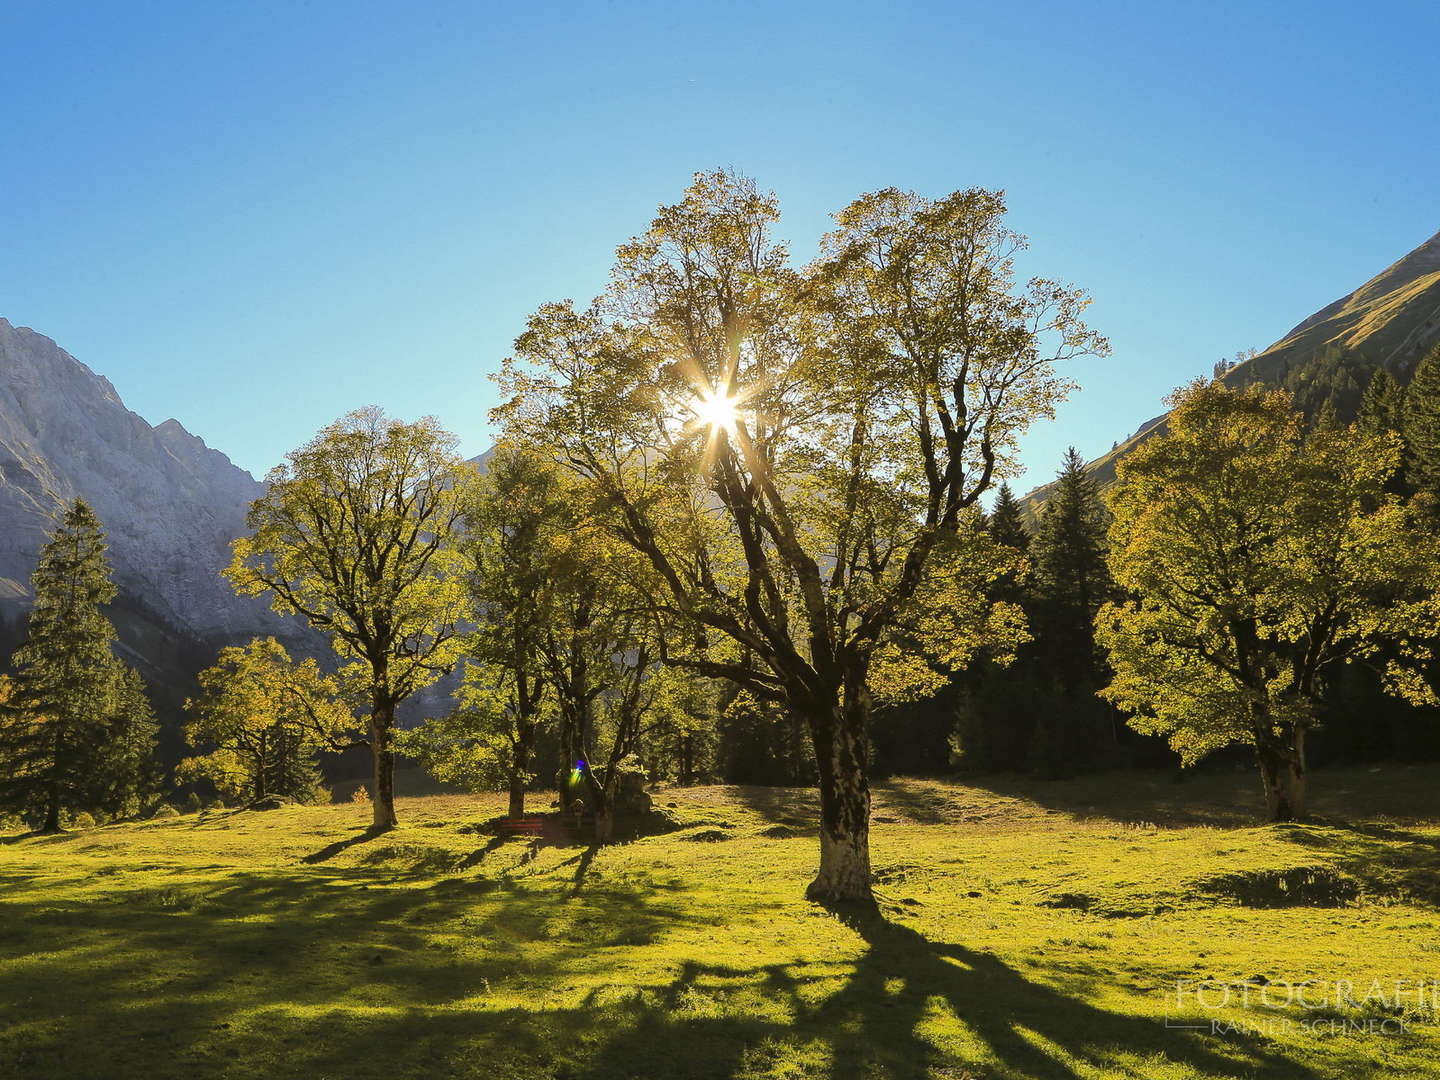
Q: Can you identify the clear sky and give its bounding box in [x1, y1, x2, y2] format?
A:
[2, 1, 1437, 489]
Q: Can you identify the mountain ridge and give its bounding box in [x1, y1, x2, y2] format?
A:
[0, 317, 314, 741]
[1021, 226, 1440, 512]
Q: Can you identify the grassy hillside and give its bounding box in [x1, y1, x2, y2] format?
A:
[4, 769, 1440, 1079]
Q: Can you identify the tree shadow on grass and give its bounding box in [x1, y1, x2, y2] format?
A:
[0, 841, 1335, 1080]
[300, 824, 390, 863]
[567, 911, 1322, 1080]
[1273, 820, 1440, 909]
[0, 858, 697, 1079]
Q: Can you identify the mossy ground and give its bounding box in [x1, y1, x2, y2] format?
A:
[3, 766, 1440, 1079]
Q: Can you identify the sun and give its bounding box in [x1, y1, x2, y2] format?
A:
[691, 389, 739, 434]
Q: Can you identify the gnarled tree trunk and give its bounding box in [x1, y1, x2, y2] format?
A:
[1256, 725, 1306, 822]
[804, 682, 875, 907]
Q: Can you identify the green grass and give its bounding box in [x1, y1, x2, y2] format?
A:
[4, 767, 1440, 1079]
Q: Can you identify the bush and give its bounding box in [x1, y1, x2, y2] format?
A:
[182, 792, 204, 814]
[150, 804, 180, 819]
[70, 811, 97, 830]
[351, 785, 371, 805]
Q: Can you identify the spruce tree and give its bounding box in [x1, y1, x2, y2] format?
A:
[987, 483, 1030, 551]
[1358, 367, 1406, 434]
[96, 664, 162, 819]
[1030, 448, 1111, 627]
[1027, 448, 1115, 771]
[1405, 344, 1440, 507]
[0, 500, 120, 831]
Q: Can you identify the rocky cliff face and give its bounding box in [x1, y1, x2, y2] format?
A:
[0, 318, 302, 690]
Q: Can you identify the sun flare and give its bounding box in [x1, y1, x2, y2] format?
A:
[692, 390, 739, 434]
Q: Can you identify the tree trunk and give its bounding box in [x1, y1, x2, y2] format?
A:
[370, 698, 398, 830]
[508, 717, 535, 819]
[41, 795, 61, 834]
[1256, 726, 1306, 822]
[42, 729, 63, 833]
[804, 688, 875, 908]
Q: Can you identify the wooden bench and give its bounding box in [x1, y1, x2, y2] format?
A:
[496, 816, 546, 838]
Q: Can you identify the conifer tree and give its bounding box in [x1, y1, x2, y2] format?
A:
[1030, 449, 1112, 642]
[1026, 448, 1115, 769]
[0, 500, 119, 831]
[1313, 396, 1341, 432]
[987, 483, 1030, 551]
[96, 664, 162, 818]
[1358, 367, 1406, 434]
[1404, 344, 1440, 508]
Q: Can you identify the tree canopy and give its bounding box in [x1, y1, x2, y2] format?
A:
[0, 500, 121, 831]
[496, 170, 1104, 903]
[182, 637, 353, 805]
[226, 407, 474, 828]
[1098, 381, 1440, 820]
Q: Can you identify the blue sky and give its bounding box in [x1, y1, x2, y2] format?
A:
[2, 0, 1437, 489]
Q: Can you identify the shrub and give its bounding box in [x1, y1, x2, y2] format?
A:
[351, 785, 371, 805]
[150, 804, 180, 819]
[182, 792, 204, 814]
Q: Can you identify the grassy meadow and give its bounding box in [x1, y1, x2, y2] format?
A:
[3, 767, 1440, 1079]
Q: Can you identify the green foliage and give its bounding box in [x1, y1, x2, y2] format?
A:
[1098, 381, 1440, 815]
[402, 446, 694, 813]
[1274, 343, 1372, 424]
[1030, 448, 1111, 627]
[226, 407, 475, 825]
[1404, 343, 1440, 508]
[497, 170, 1106, 898]
[95, 663, 162, 820]
[399, 448, 563, 804]
[986, 482, 1030, 551]
[0, 500, 120, 829]
[1357, 366, 1407, 434]
[181, 637, 352, 805]
[397, 682, 525, 793]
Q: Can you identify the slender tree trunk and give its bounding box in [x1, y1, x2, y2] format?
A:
[679, 733, 694, 786]
[804, 683, 875, 907]
[370, 697, 398, 830]
[1256, 726, 1307, 822]
[558, 709, 579, 813]
[508, 717, 534, 819]
[42, 729, 62, 833]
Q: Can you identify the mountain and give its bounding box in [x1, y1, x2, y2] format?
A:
[0, 317, 306, 736]
[1023, 227, 1440, 510]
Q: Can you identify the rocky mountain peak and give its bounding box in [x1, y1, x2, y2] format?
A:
[0, 318, 293, 654]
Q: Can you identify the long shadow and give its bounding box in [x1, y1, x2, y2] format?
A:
[827, 912, 1317, 1080]
[457, 835, 506, 870]
[0, 856, 698, 1079]
[300, 825, 389, 864]
[569, 844, 601, 895]
[570, 912, 1323, 1080]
